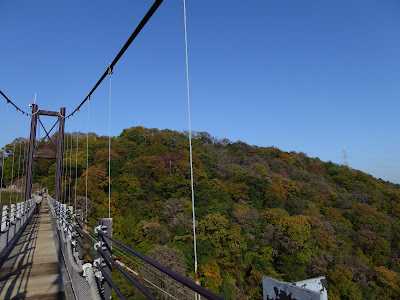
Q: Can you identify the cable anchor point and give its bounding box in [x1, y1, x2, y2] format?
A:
[108, 64, 113, 76]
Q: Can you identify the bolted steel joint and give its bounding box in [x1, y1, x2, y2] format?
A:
[94, 225, 102, 234]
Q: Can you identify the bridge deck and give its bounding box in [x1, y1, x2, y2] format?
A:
[0, 199, 64, 299]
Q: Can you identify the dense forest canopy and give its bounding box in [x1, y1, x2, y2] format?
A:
[1, 126, 400, 299]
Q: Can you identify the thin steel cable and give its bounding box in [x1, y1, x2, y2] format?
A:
[80, 227, 97, 242]
[69, 119, 73, 207]
[75, 113, 79, 213]
[20, 140, 25, 202]
[22, 140, 27, 206]
[85, 99, 90, 221]
[0, 102, 9, 206]
[63, 128, 66, 203]
[112, 243, 193, 293]
[112, 245, 193, 299]
[64, 130, 69, 203]
[66, 132, 70, 203]
[108, 67, 112, 218]
[25, 139, 28, 200]
[9, 137, 16, 208]
[16, 139, 22, 203]
[116, 260, 180, 300]
[61, 125, 65, 203]
[183, 0, 199, 287]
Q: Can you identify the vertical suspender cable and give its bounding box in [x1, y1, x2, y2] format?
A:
[86, 99, 90, 221]
[9, 135, 16, 208]
[64, 130, 68, 203]
[67, 132, 70, 203]
[0, 103, 9, 206]
[66, 131, 70, 203]
[108, 66, 112, 219]
[21, 140, 25, 200]
[61, 124, 65, 203]
[25, 139, 28, 200]
[75, 114, 79, 213]
[69, 118, 73, 207]
[20, 140, 25, 210]
[22, 140, 27, 207]
[183, 0, 199, 292]
[16, 139, 22, 203]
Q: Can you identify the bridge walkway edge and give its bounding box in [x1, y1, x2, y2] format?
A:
[0, 198, 66, 299]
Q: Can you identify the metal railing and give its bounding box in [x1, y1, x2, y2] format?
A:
[47, 195, 95, 300]
[97, 230, 224, 300]
[0, 195, 37, 255]
[47, 195, 225, 300]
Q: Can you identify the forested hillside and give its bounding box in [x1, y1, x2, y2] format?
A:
[2, 126, 400, 299]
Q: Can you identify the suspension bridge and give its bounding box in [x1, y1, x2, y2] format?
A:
[0, 1, 227, 299]
[0, 1, 328, 299]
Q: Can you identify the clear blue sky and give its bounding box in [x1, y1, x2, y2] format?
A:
[1, 1, 399, 183]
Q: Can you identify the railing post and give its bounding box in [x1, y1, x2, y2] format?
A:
[56, 201, 60, 224]
[67, 206, 73, 240]
[16, 202, 21, 220]
[16, 202, 22, 232]
[1, 206, 8, 232]
[61, 204, 66, 229]
[97, 218, 113, 300]
[76, 209, 83, 259]
[10, 204, 15, 225]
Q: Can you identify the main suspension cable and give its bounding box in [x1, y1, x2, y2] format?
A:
[66, 0, 164, 118]
[0, 90, 31, 116]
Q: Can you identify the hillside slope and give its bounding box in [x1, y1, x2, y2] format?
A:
[2, 126, 400, 299]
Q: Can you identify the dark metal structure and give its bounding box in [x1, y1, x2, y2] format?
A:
[24, 105, 65, 202]
[54, 107, 66, 202]
[24, 104, 39, 202]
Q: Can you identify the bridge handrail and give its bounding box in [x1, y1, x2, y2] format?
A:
[48, 196, 225, 300]
[0, 198, 36, 254]
[69, 215, 164, 299]
[0, 199, 35, 231]
[96, 246, 157, 300]
[96, 262, 127, 300]
[48, 196, 129, 299]
[97, 229, 225, 300]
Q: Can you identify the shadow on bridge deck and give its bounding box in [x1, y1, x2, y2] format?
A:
[0, 200, 65, 300]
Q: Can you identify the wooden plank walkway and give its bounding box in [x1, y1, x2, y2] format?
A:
[0, 199, 65, 299]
